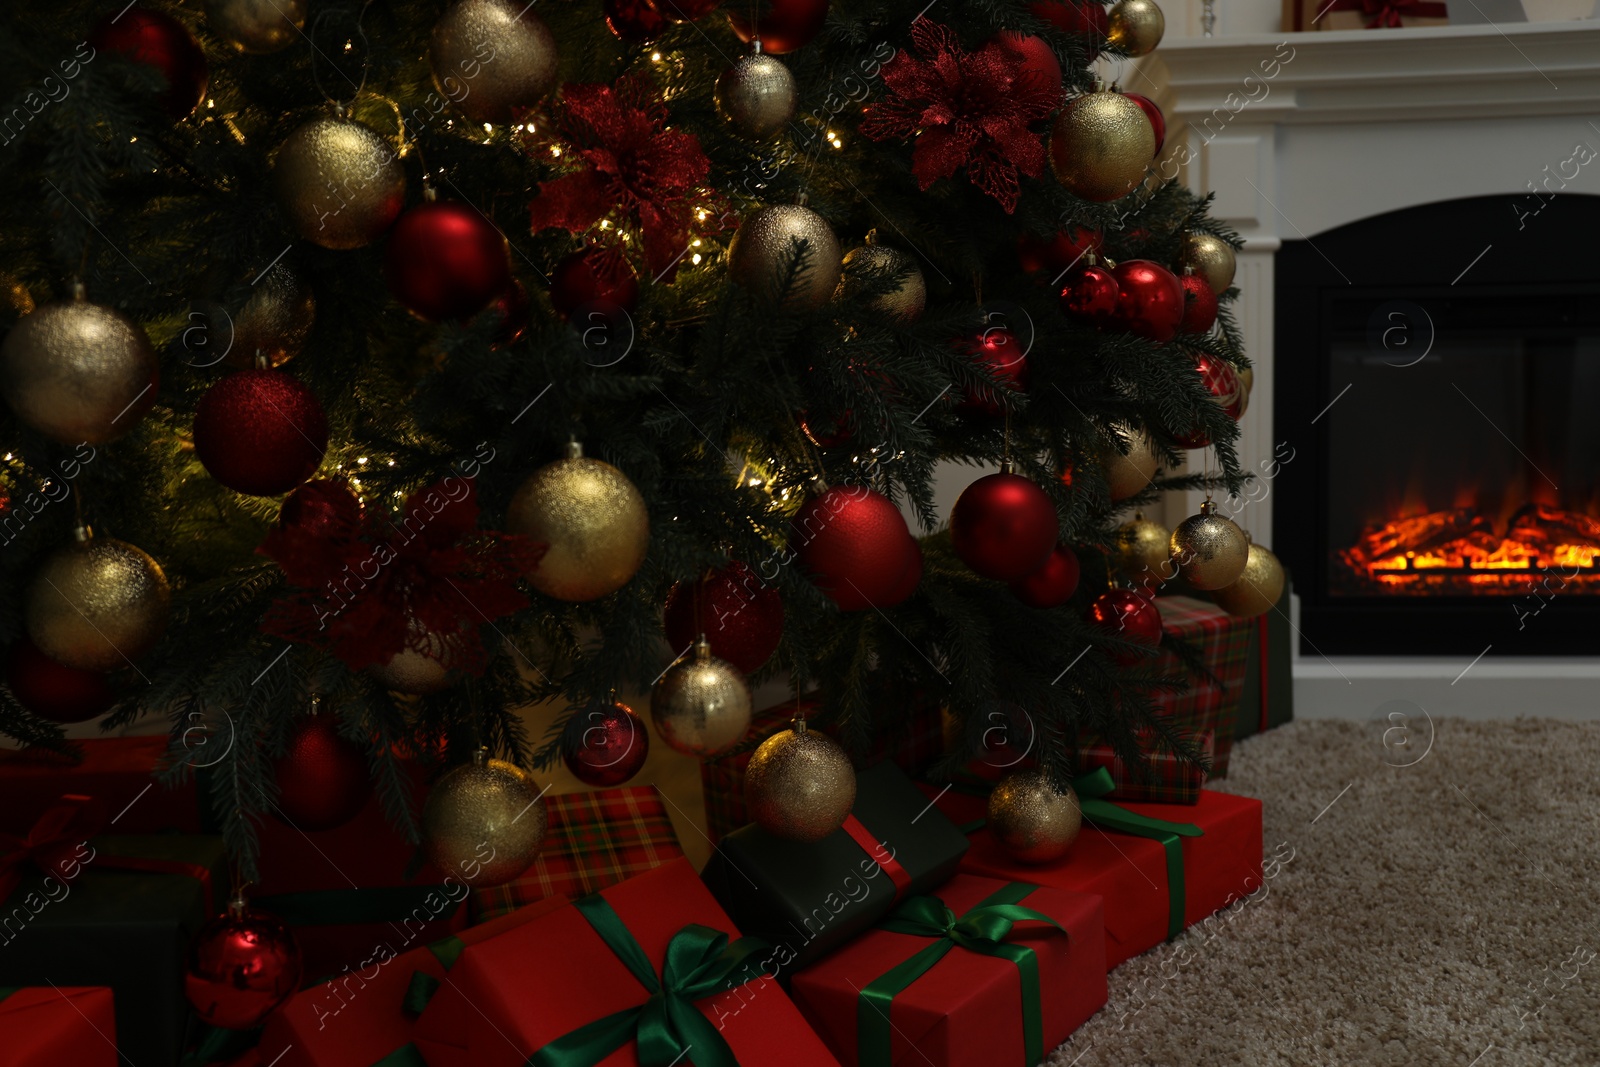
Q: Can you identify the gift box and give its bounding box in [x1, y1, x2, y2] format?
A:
[1226, 570, 1295, 746]
[259, 894, 569, 1067]
[790, 874, 1107, 1067]
[1284, 0, 1448, 30]
[0, 985, 117, 1067]
[928, 772, 1263, 971]
[0, 737, 201, 835]
[701, 761, 969, 974]
[1076, 728, 1213, 804]
[1151, 595, 1252, 776]
[702, 695, 945, 841]
[469, 785, 683, 924]
[412, 858, 841, 1066]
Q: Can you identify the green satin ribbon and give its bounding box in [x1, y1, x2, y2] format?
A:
[528, 894, 771, 1067]
[1072, 767, 1202, 940]
[0, 987, 17, 1004]
[401, 929, 473, 1018]
[858, 883, 1065, 1067]
[372, 1044, 429, 1066]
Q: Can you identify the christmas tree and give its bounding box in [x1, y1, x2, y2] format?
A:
[0, 0, 1253, 876]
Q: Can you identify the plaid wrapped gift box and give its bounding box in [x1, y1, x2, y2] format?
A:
[1150, 596, 1252, 777]
[469, 785, 682, 924]
[1076, 728, 1214, 805]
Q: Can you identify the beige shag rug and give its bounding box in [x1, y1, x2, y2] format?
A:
[1049, 719, 1600, 1067]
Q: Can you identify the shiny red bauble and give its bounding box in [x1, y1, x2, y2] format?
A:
[655, 0, 723, 20]
[960, 326, 1029, 416]
[385, 201, 512, 322]
[194, 370, 328, 496]
[1179, 272, 1219, 334]
[272, 713, 372, 832]
[728, 0, 829, 53]
[185, 902, 303, 1029]
[988, 31, 1063, 95]
[663, 561, 785, 674]
[1085, 589, 1163, 664]
[562, 700, 650, 786]
[1060, 260, 1120, 327]
[1011, 544, 1081, 608]
[792, 486, 913, 611]
[549, 246, 641, 322]
[1172, 353, 1243, 448]
[605, 0, 671, 40]
[1017, 227, 1100, 276]
[951, 472, 1059, 582]
[1124, 92, 1166, 156]
[89, 8, 208, 118]
[5, 638, 116, 724]
[1029, 1, 1108, 57]
[1112, 259, 1185, 343]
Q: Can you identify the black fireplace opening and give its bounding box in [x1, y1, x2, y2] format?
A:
[1275, 194, 1600, 657]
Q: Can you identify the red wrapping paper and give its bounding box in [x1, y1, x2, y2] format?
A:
[928, 786, 1262, 970]
[790, 875, 1107, 1067]
[0, 986, 117, 1067]
[0, 738, 199, 834]
[412, 858, 841, 1067]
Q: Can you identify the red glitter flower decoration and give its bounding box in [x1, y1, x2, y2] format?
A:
[860, 19, 1058, 213]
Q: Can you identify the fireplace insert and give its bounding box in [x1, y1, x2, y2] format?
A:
[1274, 193, 1600, 656]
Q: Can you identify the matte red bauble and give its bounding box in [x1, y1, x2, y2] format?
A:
[1172, 353, 1242, 448]
[605, 0, 670, 40]
[5, 638, 116, 724]
[1112, 259, 1185, 343]
[655, 0, 722, 20]
[792, 486, 912, 611]
[89, 9, 208, 118]
[194, 370, 328, 496]
[1017, 227, 1100, 275]
[549, 246, 641, 322]
[728, 0, 829, 53]
[663, 560, 784, 674]
[562, 700, 650, 786]
[1060, 259, 1120, 327]
[1085, 588, 1163, 663]
[1011, 544, 1080, 608]
[883, 537, 923, 606]
[960, 327, 1029, 416]
[184, 899, 303, 1029]
[1179, 272, 1219, 334]
[951, 471, 1059, 582]
[272, 711, 372, 832]
[1029, 1, 1107, 57]
[989, 31, 1063, 95]
[385, 201, 511, 322]
[1124, 92, 1165, 156]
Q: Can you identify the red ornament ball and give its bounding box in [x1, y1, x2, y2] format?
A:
[1085, 589, 1163, 664]
[1029, 1, 1108, 57]
[1011, 544, 1080, 608]
[1112, 259, 1185, 343]
[5, 638, 116, 724]
[184, 902, 303, 1030]
[1172, 352, 1243, 448]
[988, 31, 1063, 95]
[385, 201, 511, 322]
[1017, 227, 1100, 275]
[1060, 259, 1120, 327]
[655, 0, 723, 20]
[605, 0, 670, 41]
[960, 326, 1029, 416]
[792, 486, 913, 611]
[272, 712, 372, 833]
[562, 700, 650, 786]
[549, 247, 640, 321]
[1179, 272, 1219, 334]
[487, 279, 532, 347]
[663, 560, 785, 674]
[194, 370, 328, 496]
[1124, 92, 1165, 156]
[89, 8, 208, 118]
[728, 0, 829, 53]
[951, 472, 1059, 582]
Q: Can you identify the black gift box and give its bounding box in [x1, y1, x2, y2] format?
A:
[700, 761, 968, 973]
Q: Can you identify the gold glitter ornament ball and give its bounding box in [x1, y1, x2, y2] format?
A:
[1179, 233, 1237, 298]
[1171, 500, 1250, 590]
[205, 0, 307, 53]
[988, 769, 1082, 864]
[1050, 91, 1155, 203]
[0, 290, 158, 446]
[430, 0, 559, 125]
[838, 242, 927, 323]
[727, 204, 842, 311]
[1211, 539, 1286, 618]
[226, 262, 315, 369]
[367, 621, 461, 695]
[746, 724, 857, 842]
[26, 529, 171, 672]
[651, 638, 753, 758]
[422, 750, 547, 887]
[506, 441, 650, 602]
[273, 114, 406, 250]
[1106, 0, 1165, 57]
[1104, 421, 1160, 501]
[715, 52, 798, 140]
[1114, 512, 1173, 583]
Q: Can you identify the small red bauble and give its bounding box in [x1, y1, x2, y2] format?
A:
[1179, 272, 1219, 334]
[728, 0, 829, 53]
[385, 201, 511, 322]
[1124, 92, 1165, 156]
[1112, 259, 1185, 343]
[184, 900, 303, 1029]
[663, 561, 784, 674]
[89, 8, 208, 118]
[1011, 544, 1080, 608]
[1029, 1, 1108, 57]
[272, 711, 372, 833]
[1017, 227, 1100, 275]
[654, 0, 723, 20]
[951, 472, 1059, 582]
[1085, 588, 1163, 664]
[792, 486, 913, 611]
[1172, 353, 1243, 448]
[562, 700, 650, 786]
[5, 638, 116, 724]
[488, 279, 532, 347]
[988, 31, 1063, 95]
[549, 246, 641, 322]
[883, 536, 923, 606]
[1060, 259, 1120, 327]
[605, 0, 670, 41]
[960, 326, 1029, 416]
[194, 370, 328, 496]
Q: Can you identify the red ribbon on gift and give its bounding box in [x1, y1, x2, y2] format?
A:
[1326, 0, 1447, 27]
[841, 813, 913, 898]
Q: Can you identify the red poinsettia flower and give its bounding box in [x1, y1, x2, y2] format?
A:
[860, 19, 1059, 213]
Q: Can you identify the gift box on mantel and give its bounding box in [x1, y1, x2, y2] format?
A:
[412, 858, 841, 1066]
[1149, 595, 1253, 777]
[0, 985, 118, 1067]
[790, 874, 1107, 1067]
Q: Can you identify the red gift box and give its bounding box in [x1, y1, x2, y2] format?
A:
[1075, 728, 1213, 804]
[0, 985, 117, 1067]
[1150, 596, 1252, 776]
[0, 738, 200, 834]
[412, 858, 840, 1067]
[790, 875, 1107, 1067]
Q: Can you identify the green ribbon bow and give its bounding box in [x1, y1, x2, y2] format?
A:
[1072, 767, 1203, 939]
[858, 883, 1066, 1067]
[529, 895, 771, 1067]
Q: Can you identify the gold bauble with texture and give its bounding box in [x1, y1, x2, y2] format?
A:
[746, 722, 856, 842]
[25, 528, 170, 672]
[650, 638, 753, 758]
[421, 749, 547, 886]
[507, 441, 650, 602]
[988, 769, 1082, 864]
[1171, 500, 1249, 590]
